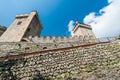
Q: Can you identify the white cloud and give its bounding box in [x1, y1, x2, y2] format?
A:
[84, 0, 120, 38]
[68, 20, 75, 36]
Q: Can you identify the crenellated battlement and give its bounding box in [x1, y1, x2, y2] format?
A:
[29, 35, 98, 43]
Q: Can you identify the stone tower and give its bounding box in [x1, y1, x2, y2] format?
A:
[0, 11, 42, 42]
[72, 21, 97, 41]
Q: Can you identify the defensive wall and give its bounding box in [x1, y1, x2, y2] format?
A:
[0, 40, 120, 80]
[0, 36, 102, 57]
[29, 35, 98, 43]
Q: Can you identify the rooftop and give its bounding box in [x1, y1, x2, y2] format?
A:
[72, 22, 92, 33]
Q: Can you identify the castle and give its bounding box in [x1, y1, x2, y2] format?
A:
[0, 11, 98, 43]
[0, 11, 119, 80]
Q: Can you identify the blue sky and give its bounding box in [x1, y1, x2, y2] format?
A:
[1, 0, 119, 37]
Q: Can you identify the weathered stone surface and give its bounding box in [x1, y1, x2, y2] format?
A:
[0, 41, 120, 79]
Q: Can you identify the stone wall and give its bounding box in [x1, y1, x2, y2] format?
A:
[30, 35, 99, 43]
[0, 36, 115, 57]
[0, 39, 98, 57]
[0, 41, 120, 80]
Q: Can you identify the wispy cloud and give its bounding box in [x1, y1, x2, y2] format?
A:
[68, 20, 75, 36]
[84, 0, 120, 38]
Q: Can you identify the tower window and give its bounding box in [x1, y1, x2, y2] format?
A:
[17, 21, 22, 25]
[27, 28, 30, 32]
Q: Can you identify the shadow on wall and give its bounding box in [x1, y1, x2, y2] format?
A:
[0, 57, 47, 80]
[32, 70, 45, 80]
[0, 59, 21, 80]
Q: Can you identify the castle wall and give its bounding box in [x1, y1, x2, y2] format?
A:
[31, 35, 98, 43]
[0, 36, 115, 57]
[0, 41, 120, 79]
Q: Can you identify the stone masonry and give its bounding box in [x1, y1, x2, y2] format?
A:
[0, 11, 119, 80]
[0, 35, 100, 57]
[0, 41, 120, 80]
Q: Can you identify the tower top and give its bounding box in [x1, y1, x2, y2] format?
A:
[72, 20, 96, 38]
